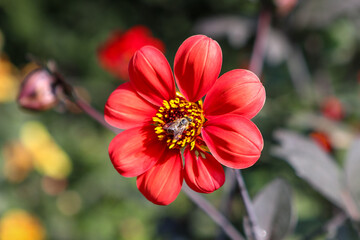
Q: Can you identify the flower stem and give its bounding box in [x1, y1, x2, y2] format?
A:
[182, 184, 245, 240]
[234, 169, 262, 240]
[73, 97, 121, 134]
[216, 169, 237, 240]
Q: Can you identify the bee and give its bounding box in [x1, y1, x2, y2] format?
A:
[163, 117, 192, 141]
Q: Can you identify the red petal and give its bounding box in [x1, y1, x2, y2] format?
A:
[174, 35, 222, 102]
[104, 83, 158, 129]
[129, 46, 175, 106]
[202, 115, 263, 169]
[137, 149, 183, 205]
[204, 69, 265, 119]
[108, 125, 167, 177]
[184, 147, 225, 193]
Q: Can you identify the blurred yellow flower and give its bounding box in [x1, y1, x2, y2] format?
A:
[20, 121, 72, 180]
[0, 209, 46, 240]
[2, 141, 33, 183]
[0, 56, 19, 102]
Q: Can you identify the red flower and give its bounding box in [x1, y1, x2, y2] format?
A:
[321, 96, 344, 121]
[97, 26, 165, 80]
[310, 131, 332, 153]
[105, 35, 265, 205]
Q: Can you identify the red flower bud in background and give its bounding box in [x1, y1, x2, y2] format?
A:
[97, 25, 165, 80]
[274, 0, 298, 16]
[321, 96, 344, 121]
[17, 68, 59, 111]
[310, 131, 332, 153]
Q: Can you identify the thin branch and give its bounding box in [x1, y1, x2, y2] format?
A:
[234, 169, 262, 240]
[182, 184, 245, 240]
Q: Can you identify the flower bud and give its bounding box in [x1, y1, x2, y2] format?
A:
[310, 131, 332, 153]
[275, 0, 298, 16]
[17, 68, 59, 111]
[321, 96, 344, 121]
[97, 25, 165, 80]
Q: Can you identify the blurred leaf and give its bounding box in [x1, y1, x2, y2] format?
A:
[288, 113, 354, 150]
[273, 130, 345, 208]
[192, 16, 254, 48]
[293, 0, 360, 28]
[265, 30, 290, 66]
[344, 138, 360, 219]
[252, 178, 295, 240]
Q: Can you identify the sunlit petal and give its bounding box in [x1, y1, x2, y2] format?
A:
[137, 149, 183, 205]
[202, 114, 263, 169]
[129, 46, 175, 106]
[204, 69, 265, 119]
[184, 147, 225, 193]
[174, 35, 222, 102]
[109, 126, 167, 177]
[104, 82, 158, 129]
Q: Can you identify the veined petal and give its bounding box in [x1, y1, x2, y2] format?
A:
[184, 147, 225, 193]
[137, 149, 183, 205]
[174, 35, 222, 102]
[129, 46, 175, 106]
[202, 115, 263, 169]
[104, 83, 158, 129]
[204, 69, 266, 119]
[109, 125, 167, 178]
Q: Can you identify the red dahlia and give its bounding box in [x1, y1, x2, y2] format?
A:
[105, 35, 266, 205]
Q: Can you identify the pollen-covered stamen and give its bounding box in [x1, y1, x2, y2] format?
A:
[153, 92, 204, 149]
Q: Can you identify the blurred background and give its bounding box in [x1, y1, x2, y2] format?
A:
[1, 0, 360, 239]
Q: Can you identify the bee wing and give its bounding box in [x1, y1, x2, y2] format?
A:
[163, 122, 173, 130]
[173, 126, 186, 140]
[163, 122, 177, 134]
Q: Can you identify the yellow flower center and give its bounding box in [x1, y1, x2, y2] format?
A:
[153, 92, 205, 150]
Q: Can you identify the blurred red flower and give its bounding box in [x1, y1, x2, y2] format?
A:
[310, 131, 332, 153]
[321, 96, 344, 121]
[105, 35, 265, 205]
[97, 26, 165, 80]
[274, 0, 298, 16]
